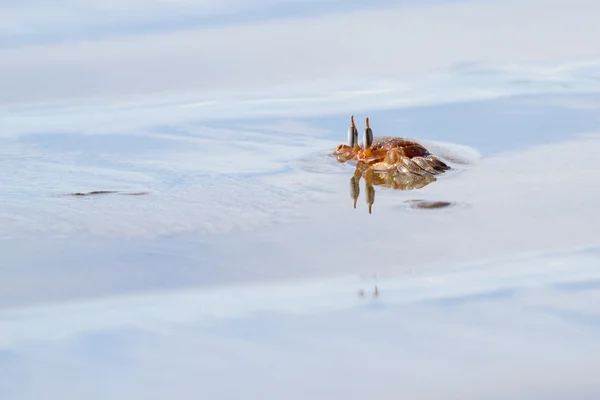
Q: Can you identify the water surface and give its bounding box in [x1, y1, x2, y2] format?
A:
[2, 1, 600, 399]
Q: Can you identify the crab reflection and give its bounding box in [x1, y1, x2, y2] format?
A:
[334, 116, 449, 214]
[349, 162, 437, 213]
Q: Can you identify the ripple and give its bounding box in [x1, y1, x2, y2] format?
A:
[290, 150, 353, 174]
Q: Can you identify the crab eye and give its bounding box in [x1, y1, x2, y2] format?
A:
[364, 117, 373, 149]
[348, 116, 358, 147]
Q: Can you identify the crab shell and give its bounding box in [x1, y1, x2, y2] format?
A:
[334, 136, 432, 163]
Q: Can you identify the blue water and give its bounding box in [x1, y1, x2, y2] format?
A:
[2, 1, 600, 399]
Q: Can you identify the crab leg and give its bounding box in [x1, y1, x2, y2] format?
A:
[369, 147, 401, 172]
[370, 151, 398, 172]
[398, 156, 433, 176]
[411, 157, 443, 175]
[397, 164, 413, 175]
[426, 155, 450, 171]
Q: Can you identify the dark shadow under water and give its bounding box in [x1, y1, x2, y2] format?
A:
[66, 191, 150, 197]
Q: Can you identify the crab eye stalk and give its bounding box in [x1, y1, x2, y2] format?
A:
[364, 117, 373, 149]
[348, 115, 359, 148]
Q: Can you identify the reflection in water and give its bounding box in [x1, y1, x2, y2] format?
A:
[349, 161, 437, 214]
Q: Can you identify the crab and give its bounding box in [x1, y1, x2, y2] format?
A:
[333, 116, 450, 174]
[334, 116, 451, 213]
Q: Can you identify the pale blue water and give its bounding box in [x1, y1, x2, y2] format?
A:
[1, 1, 600, 399]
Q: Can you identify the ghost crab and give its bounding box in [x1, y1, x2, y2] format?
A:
[333, 116, 450, 175]
[333, 116, 451, 213]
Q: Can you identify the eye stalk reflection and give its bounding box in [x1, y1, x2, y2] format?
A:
[334, 116, 450, 214]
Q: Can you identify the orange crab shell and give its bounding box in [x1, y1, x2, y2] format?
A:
[334, 136, 431, 164]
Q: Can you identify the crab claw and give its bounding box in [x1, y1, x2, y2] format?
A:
[364, 117, 373, 150]
[348, 116, 359, 148]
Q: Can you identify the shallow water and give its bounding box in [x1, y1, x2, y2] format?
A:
[2, 1, 600, 399]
